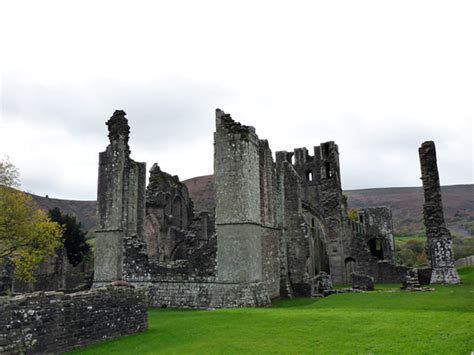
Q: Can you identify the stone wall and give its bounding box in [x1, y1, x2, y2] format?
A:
[345, 227, 408, 283]
[144, 163, 195, 262]
[454, 255, 474, 268]
[214, 109, 280, 299]
[279, 160, 314, 296]
[358, 207, 396, 263]
[146, 280, 270, 308]
[280, 142, 351, 284]
[0, 286, 147, 354]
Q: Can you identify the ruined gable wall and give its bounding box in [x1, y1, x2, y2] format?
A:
[359, 207, 396, 263]
[144, 164, 195, 262]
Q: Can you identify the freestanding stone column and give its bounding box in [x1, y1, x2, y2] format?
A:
[419, 141, 460, 284]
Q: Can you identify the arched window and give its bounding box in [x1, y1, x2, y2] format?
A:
[325, 162, 331, 179]
[172, 196, 183, 228]
[162, 195, 171, 217]
[306, 170, 313, 182]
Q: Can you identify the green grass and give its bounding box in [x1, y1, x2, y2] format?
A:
[394, 234, 426, 247]
[70, 267, 474, 354]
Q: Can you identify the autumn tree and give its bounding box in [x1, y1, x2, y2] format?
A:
[0, 157, 63, 281]
[348, 208, 359, 221]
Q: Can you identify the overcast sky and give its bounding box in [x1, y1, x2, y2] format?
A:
[1, 0, 473, 200]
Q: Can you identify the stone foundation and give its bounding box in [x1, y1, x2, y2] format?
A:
[145, 280, 270, 308]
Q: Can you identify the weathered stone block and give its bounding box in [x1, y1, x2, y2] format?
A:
[351, 273, 374, 291]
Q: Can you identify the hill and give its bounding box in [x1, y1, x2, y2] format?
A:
[28, 192, 97, 231]
[183, 175, 474, 236]
[8, 179, 472, 237]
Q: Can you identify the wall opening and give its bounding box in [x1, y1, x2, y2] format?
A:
[345, 257, 356, 281]
[325, 162, 331, 179]
[323, 143, 330, 157]
[172, 196, 183, 228]
[306, 170, 313, 182]
[368, 238, 384, 260]
[164, 194, 172, 216]
[170, 240, 186, 261]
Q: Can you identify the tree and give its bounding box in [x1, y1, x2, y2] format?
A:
[348, 208, 359, 222]
[48, 207, 90, 266]
[0, 157, 63, 281]
[0, 155, 20, 188]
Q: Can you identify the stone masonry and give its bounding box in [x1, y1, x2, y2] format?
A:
[90, 109, 443, 309]
[0, 286, 147, 354]
[419, 141, 460, 284]
[94, 110, 147, 285]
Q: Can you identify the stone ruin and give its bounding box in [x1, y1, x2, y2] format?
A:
[419, 141, 460, 284]
[92, 109, 421, 307]
[3, 111, 463, 353]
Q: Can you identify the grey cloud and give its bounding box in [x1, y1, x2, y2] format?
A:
[1, 76, 233, 151]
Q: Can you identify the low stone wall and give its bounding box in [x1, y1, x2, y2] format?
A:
[0, 286, 147, 354]
[146, 281, 270, 309]
[455, 255, 474, 268]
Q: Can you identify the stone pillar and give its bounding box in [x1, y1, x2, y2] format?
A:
[93, 110, 146, 285]
[214, 109, 263, 283]
[318, 142, 348, 284]
[419, 141, 460, 284]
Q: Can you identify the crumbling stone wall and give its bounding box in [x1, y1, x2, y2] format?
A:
[94, 110, 147, 285]
[279, 143, 353, 284]
[277, 158, 314, 296]
[0, 286, 147, 354]
[358, 207, 396, 263]
[145, 164, 195, 261]
[92, 108, 413, 308]
[419, 141, 460, 284]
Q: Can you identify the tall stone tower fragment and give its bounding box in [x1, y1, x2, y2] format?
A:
[419, 141, 460, 284]
[94, 110, 147, 286]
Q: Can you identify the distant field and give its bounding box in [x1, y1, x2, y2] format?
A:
[394, 234, 426, 247]
[70, 267, 474, 354]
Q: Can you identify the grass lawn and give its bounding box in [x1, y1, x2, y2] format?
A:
[70, 267, 474, 354]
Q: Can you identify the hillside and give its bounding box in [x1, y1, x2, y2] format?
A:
[9, 179, 472, 236]
[183, 175, 474, 236]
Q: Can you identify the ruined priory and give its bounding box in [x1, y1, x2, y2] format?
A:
[93, 109, 460, 308]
